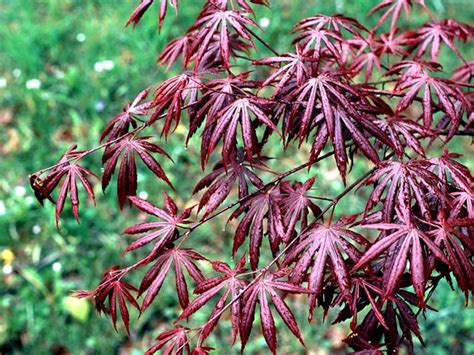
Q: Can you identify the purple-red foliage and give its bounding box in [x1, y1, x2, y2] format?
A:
[31, 0, 473, 354]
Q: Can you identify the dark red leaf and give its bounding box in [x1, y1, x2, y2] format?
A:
[101, 137, 172, 209]
[32, 145, 98, 227]
[240, 271, 308, 352]
[74, 266, 139, 335]
[100, 88, 151, 144]
[284, 217, 368, 317]
[369, 0, 429, 30]
[127, 0, 179, 31]
[403, 19, 473, 62]
[354, 213, 449, 303]
[204, 96, 281, 167]
[179, 256, 247, 344]
[229, 187, 284, 269]
[148, 72, 201, 137]
[188, 8, 258, 70]
[146, 325, 190, 355]
[361, 158, 445, 222]
[140, 247, 206, 310]
[193, 150, 269, 218]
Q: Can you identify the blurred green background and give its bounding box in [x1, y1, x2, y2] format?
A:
[0, 0, 472, 354]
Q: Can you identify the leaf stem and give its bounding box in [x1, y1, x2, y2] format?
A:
[175, 148, 340, 248]
[174, 167, 374, 352]
[30, 103, 197, 178]
[247, 27, 280, 56]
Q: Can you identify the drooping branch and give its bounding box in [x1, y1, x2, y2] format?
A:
[174, 167, 376, 352]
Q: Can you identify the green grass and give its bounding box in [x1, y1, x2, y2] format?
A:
[0, 0, 472, 354]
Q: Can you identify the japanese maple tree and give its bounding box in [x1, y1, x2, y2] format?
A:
[31, 0, 473, 353]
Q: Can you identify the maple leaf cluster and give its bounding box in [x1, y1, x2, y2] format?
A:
[30, 0, 473, 354]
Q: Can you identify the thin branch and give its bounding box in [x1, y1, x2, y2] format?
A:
[175, 167, 375, 352]
[30, 80, 472, 181]
[29, 103, 197, 178]
[184, 73, 307, 106]
[366, 78, 398, 86]
[453, 81, 474, 88]
[247, 27, 280, 56]
[175, 148, 342, 248]
[436, 129, 474, 137]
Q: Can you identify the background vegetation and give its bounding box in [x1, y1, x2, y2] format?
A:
[0, 0, 472, 353]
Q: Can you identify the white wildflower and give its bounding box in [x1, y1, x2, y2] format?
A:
[94, 60, 114, 72]
[76, 33, 86, 42]
[32, 225, 42, 235]
[94, 62, 104, 72]
[259, 17, 270, 28]
[102, 60, 114, 71]
[14, 186, 26, 197]
[26, 79, 41, 90]
[95, 101, 105, 112]
[52, 262, 62, 272]
[138, 191, 149, 200]
[2, 264, 13, 275]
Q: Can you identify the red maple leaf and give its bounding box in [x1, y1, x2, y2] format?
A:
[186, 73, 260, 166]
[75, 266, 139, 334]
[430, 214, 474, 297]
[178, 255, 248, 344]
[203, 96, 281, 167]
[369, 0, 430, 30]
[193, 150, 269, 219]
[282, 71, 391, 181]
[403, 19, 473, 62]
[100, 87, 152, 144]
[229, 187, 284, 270]
[123, 194, 193, 256]
[394, 68, 468, 129]
[353, 212, 449, 304]
[239, 270, 308, 354]
[31, 145, 97, 226]
[375, 114, 432, 158]
[294, 14, 367, 37]
[146, 325, 190, 355]
[148, 72, 201, 137]
[253, 45, 310, 96]
[157, 34, 194, 70]
[346, 289, 425, 353]
[362, 159, 445, 222]
[279, 177, 322, 242]
[284, 216, 369, 317]
[101, 136, 172, 208]
[292, 25, 344, 64]
[188, 8, 258, 69]
[139, 247, 206, 310]
[126, 0, 179, 31]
